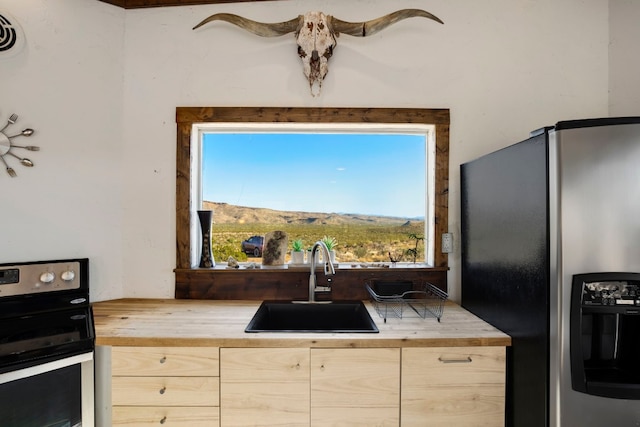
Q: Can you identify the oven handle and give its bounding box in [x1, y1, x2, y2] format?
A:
[0, 351, 93, 386]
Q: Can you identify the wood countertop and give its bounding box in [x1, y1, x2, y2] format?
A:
[92, 299, 511, 348]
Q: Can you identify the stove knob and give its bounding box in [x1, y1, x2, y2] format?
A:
[61, 270, 76, 282]
[40, 272, 55, 284]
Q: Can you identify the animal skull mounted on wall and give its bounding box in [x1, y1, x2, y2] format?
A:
[193, 9, 443, 96]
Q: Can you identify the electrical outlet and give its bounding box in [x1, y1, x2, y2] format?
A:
[442, 233, 453, 253]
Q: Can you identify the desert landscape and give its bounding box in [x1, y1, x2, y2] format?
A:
[203, 201, 425, 263]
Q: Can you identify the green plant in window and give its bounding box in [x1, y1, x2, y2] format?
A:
[292, 239, 304, 252]
[321, 235, 337, 251]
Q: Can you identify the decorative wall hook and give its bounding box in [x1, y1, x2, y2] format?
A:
[0, 113, 38, 178]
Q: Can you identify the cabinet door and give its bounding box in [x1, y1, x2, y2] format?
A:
[220, 348, 310, 427]
[311, 348, 400, 427]
[401, 347, 506, 427]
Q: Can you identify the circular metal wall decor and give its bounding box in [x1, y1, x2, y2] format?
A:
[0, 113, 38, 178]
[0, 10, 26, 59]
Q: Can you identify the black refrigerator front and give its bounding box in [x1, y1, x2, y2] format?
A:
[461, 131, 550, 427]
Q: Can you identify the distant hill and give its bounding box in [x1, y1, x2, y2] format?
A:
[203, 201, 419, 226]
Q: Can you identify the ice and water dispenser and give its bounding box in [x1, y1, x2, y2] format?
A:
[571, 273, 640, 399]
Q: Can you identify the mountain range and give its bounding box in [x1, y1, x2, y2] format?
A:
[202, 201, 419, 226]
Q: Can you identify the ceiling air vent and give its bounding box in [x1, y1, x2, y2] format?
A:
[0, 10, 25, 58]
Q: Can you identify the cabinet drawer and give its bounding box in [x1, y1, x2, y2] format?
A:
[402, 383, 505, 427]
[112, 347, 219, 377]
[402, 346, 505, 385]
[112, 376, 220, 406]
[112, 406, 219, 427]
[401, 347, 505, 427]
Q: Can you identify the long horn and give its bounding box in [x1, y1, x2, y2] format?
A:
[329, 9, 443, 37]
[193, 13, 302, 37]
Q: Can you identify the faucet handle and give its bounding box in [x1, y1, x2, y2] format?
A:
[323, 261, 335, 276]
[316, 277, 332, 293]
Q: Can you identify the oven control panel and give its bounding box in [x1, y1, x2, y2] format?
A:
[0, 260, 83, 297]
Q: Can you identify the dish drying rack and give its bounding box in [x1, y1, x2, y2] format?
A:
[365, 279, 448, 322]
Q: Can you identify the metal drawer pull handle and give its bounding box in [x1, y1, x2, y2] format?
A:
[160, 416, 167, 424]
[160, 356, 166, 364]
[438, 356, 472, 363]
[159, 386, 166, 394]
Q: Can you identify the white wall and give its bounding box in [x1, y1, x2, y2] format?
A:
[3, 0, 632, 303]
[0, 0, 124, 301]
[609, 0, 640, 115]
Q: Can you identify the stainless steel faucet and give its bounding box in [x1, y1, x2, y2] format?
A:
[308, 241, 335, 302]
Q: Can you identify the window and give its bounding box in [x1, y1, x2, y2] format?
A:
[197, 124, 435, 265]
[176, 107, 449, 276]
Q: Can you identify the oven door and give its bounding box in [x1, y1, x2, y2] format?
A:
[0, 306, 95, 427]
[0, 352, 94, 427]
[0, 306, 94, 373]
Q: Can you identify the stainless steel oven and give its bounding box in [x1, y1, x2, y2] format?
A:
[0, 259, 95, 427]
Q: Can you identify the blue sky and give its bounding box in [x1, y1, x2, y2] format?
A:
[202, 133, 426, 218]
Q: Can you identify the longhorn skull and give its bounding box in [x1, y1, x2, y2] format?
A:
[193, 9, 443, 96]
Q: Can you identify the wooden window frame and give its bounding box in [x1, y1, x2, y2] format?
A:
[98, 0, 276, 8]
[175, 107, 449, 299]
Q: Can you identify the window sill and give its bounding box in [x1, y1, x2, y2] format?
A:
[174, 266, 448, 300]
[183, 262, 437, 271]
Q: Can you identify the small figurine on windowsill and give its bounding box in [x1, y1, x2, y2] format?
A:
[226, 256, 240, 269]
[262, 231, 288, 267]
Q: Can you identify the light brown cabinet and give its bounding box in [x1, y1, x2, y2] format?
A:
[401, 346, 506, 427]
[311, 348, 400, 426]
[111, 346, 220, 427]
[220, 348, 400, 427]
[220, 347, 310, 426]
[108, 345, 505, 427]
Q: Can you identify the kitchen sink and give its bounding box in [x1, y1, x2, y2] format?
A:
[245, 300, 379, 333]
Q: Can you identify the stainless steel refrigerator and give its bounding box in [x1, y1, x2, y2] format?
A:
[461, 117, 640, 427]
